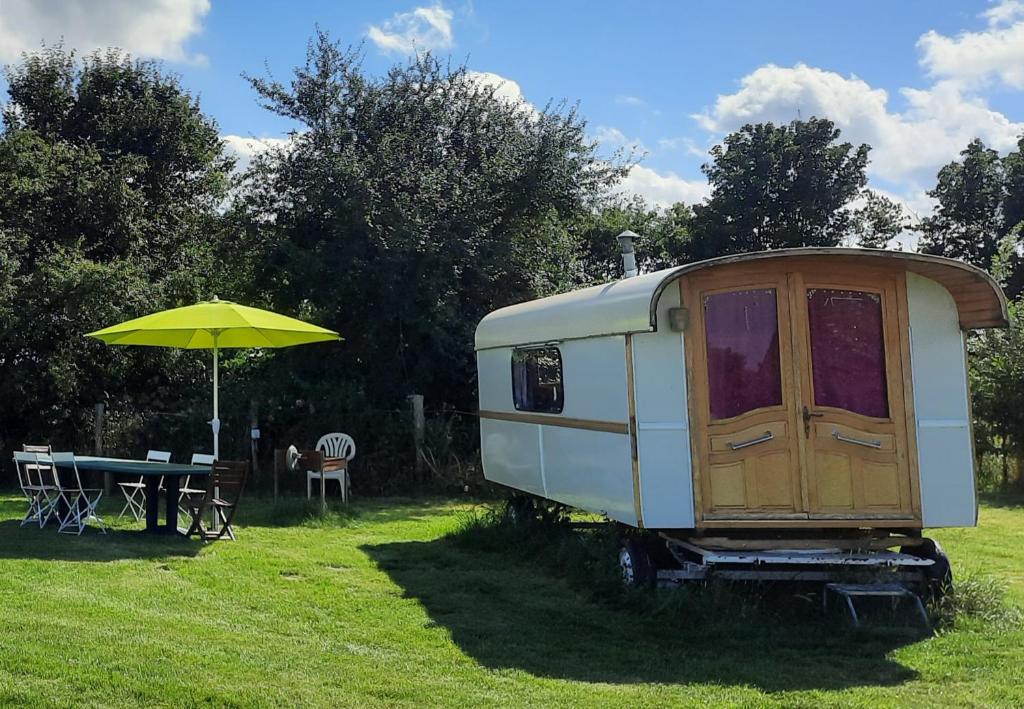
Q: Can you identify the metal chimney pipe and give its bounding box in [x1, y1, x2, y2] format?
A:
[617, 230, 639, 278]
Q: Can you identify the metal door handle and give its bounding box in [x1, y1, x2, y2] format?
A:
[728, 431, 774, 450]
[833, 429, 882, 449]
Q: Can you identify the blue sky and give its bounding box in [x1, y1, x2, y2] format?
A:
[2, 1, 1023, 218]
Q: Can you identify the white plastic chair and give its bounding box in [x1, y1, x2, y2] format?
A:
[307, 433, 356, 503]
[118, 449, 170, 521]
[50, 452, 107, 535]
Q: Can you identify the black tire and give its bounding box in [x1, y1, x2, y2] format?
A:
[619, 538, 657, 588]
[901, 538, 953, 597]
[506, 494, 536, 527]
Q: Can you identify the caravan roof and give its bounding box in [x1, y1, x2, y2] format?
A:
[474, 248, 1008, 351]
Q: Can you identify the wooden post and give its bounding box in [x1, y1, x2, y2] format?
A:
[408, 394, 425, 484]
[249, 399, 259, 484]
[94, 403, 109, 494]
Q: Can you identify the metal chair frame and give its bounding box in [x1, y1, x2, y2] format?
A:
[50, 452, 107, 535]
[118, 449, 171, 521]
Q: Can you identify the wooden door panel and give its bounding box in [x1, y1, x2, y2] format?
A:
[814, 451, 854, 510]
[707, 461, 746, 509]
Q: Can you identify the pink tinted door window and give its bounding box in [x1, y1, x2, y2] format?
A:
[807, 288, 889, 418]
[703, 288, 782, 420]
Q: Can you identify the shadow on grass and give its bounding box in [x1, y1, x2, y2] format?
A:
[0, 520, 202, 561]
[362, 535, 923, 692]
[0, 497, 201, 561]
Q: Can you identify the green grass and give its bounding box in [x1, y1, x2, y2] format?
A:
[1, 493, 1023, 707]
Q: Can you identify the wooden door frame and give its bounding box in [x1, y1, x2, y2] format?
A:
[681, 260, 922, 529]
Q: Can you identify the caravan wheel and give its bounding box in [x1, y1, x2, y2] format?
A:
[901, 538, 953, 597]
[619, 539, 656, 588]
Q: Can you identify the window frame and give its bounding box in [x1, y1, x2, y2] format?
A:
[510, 345, 565, 414]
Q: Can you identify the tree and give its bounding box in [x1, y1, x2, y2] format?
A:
[850, 190, 910, 249]
[230, 33, 626, 488]
[0, 46, 232, 462]
[919, 137, 1024, 296]
[565, 198, 694, 285]
[687, 117, 869, 260]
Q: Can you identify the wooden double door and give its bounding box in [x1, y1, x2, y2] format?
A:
[683, 262, 919, 524]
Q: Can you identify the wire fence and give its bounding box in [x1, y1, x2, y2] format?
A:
[79, 401, 484, 496]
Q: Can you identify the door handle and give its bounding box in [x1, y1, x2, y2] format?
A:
[728, 431, 774, 450]
[802, 406, 823, 436]
[833, 429, 883, 449]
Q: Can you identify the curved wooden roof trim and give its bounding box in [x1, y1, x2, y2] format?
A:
[649, 248, 1009, 331]
[475, 248, 1007, 351]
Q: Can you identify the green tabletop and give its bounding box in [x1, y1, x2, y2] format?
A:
[48, 456, 210, 477]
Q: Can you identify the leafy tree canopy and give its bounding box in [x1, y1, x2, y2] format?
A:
[687, 117, 869, 259]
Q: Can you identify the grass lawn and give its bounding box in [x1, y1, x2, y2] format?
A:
[1, 492, 1023, 707]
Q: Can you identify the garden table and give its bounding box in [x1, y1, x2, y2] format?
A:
[50, 456, 210, 535]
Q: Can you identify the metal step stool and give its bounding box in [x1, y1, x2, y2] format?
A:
[824, 583, 931, 631]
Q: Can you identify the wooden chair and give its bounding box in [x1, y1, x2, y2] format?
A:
[307, 433, 355, 503]
[183, 460, 247, 542]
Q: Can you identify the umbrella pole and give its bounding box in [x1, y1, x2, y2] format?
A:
[212, 342, 220, 459]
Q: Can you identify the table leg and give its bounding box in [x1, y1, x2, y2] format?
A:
[145, 477, 160, 533]
[165, 475, 179, 534]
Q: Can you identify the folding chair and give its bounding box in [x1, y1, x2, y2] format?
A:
[13, 451, 46, 527]
[21, 444, 59, 527]
[183, 460, 247, 542]
[50, 452, 107, 535]
[17, 446, 59, 528]
[178, 453, 213, 518]
[118, 449, 171, 521]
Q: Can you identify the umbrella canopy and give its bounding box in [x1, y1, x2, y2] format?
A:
[87, 297, 341, 457]
[87, 297, 340, 349]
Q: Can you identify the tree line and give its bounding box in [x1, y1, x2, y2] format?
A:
[1, 33, 1022, 491]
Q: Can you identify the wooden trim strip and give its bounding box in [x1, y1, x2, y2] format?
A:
[479, 409, 629, 435]
[625, 334, 644, 527]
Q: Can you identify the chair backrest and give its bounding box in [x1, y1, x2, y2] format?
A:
[147, 450, 172, 463]
[50, 452, 83, 491]
[298, 450, 324, 472]
[316, 433, 356, 461]
[190, 453, 215, 466]
[22, 444, 51, 454]
[208, 460, 248, 503]
[12, 451, 35, 492]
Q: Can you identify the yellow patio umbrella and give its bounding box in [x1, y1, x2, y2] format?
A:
[87, 297, 340, 457]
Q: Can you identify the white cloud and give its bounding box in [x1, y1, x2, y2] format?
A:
[616, 165, 710, 208]
[658, 136, 708, 158]
[693, 63, 1024, 186]
[367, 4, 454, 56]
[595, 125, 647, 155]
[0, 0, 209, 64]
[466, 71, 528, 106]
[918, 0, 1024, 88]
[222, 134, 292, 174]
[616, 95, 646, 108]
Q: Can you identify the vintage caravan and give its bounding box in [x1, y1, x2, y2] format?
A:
[475, 247, 1007, 590]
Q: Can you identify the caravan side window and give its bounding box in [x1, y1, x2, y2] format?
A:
[512, 347, 564, 413]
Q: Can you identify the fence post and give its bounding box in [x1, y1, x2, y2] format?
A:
[249, 399, 259, 483]
[94, 402, 109, 494]
[408, 394, 425, 484]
